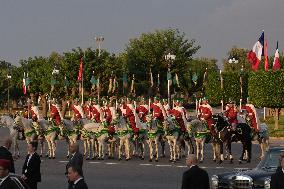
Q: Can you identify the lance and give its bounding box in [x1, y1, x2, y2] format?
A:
[220, 70, 224, 113]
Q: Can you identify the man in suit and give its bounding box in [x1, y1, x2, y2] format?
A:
[0, 138, 15, 173]
[67, 165, 88, 189]
[271, 153, 284, 189]
[66, 143, 83, 189]
[21, 142, 41, 189]
[181, 154, 209, 189]
[0, 159, 27, 189]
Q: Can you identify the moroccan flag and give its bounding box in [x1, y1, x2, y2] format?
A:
[264, 39, 269, 71]
[247, 31, 264, 71]
[77, 57, 83, 81]
[22, 78, 26, 95]
[273, 41, 281, 70]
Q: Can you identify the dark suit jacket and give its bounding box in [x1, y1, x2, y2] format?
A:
[22, 153, 41, 184]
[66, 152, 83, 175]
[0, 146, 15, 173]
[73, 179, 88, 189]
[0, 176, 28, 189]
[181, 165, 210, 189]
[271, 167, 284, 189]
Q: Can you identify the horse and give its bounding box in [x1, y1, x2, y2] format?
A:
[114, 116, 132, 161]
[211, 114, 233, 164]
[145, 115, 164, 162]
[187, 119, 209, 163]
[163, 116, 180, 162]
[14, 115, 45, 157]
[82, 121, 101, 160]
[131, 114, 147, 160]
[0, 115, 21, 157]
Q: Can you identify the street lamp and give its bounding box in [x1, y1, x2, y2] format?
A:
[228, 58, 239, 64]
[164, 52, 176, 106]
[95, 36, 104, 57]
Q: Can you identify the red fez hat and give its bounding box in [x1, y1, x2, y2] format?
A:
[0, 159, 11, 170]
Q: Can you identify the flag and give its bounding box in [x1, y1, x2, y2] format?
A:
[175, 73, 180, 88]
[77, 57, 83, 81]
[112, 77, 117, 93]
[130, 74, 135, 94]
[90, 75, 97, 90]
[96, 77, 100, 92]
[247, 31, 264, 71]
[123, 74, 128, 88]
[22, 77, 26, 95]
[192, 72, 198, 85]
[203, 68, 208, 86]
[108, 78, 113, 94]
[273, 41, 281, 70]
[150, 69, 153, 87]
[264, 39, 269, 71]
[167, 70, 172, 86]
[50, 78, 57, 92]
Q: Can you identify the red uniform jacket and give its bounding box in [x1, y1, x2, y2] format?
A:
[224, 105, 238, 125]
[91, 105, 101, 123]
[123, 104, 139, 133]
[199, 104, 213, 129]
[242, 104, 259, 131]
[102, 106, 115, 134]
[150, 103, 165, 122]
[84, 105, 92, 119]
[50, 104, 61, 126]
[169, 108, 186, 132]
[137, 105, 148, 123]
[70, 105, 84, 121]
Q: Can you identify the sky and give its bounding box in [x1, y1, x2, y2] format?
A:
[0, 0, 283, 68]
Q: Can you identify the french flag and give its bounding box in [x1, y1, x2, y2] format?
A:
[247, 31, 264, 71]
[273, 41, 281, 70]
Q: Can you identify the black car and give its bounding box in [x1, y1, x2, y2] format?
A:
[211, 147, 284, 189]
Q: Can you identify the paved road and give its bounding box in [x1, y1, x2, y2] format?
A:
[0, 128, 283, 189]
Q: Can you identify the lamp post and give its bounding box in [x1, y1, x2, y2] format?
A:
[95, 36, 104, 57]
[165, 52, 176, 106]
[228, 58, 239, 71]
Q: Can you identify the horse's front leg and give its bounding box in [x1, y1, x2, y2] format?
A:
[196, 140, 200, 162]
[155, 138, 159, 162]
[219, 142, 224, 164]
[148, 140, 153, 162]
[125, 138, 130, 160]
[172, 139, 177, 162]
[200, 138, 205, 163]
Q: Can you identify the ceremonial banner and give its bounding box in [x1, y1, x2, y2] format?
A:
[77, 57, 83, 81]
[247, 31, 264, 71]
[273, 41, 281, 70]
[264, 39, 269, 71]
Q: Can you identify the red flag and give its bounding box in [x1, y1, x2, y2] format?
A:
[22, 78, 26, 95]
[77, 57, 83, 81]
[247, 31, 264, 71]
[264, 39, 269, 71]
[273, 41, 281, 70]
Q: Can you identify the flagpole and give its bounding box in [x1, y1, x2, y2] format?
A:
[97, 77, 100, 103]
[220, 70, 224, 113]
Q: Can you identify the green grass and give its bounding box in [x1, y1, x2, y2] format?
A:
[260, 115, 284, 137]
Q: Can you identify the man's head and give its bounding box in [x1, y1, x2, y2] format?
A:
[186, 154, 198, 167]
[69, 143, 79, 154]
[67, 165, 82, 182]
[0, 159, 11, 178]
[2, 138, 12, 150]
[27, 141, 38, 154]
[280, 153, 284, 169]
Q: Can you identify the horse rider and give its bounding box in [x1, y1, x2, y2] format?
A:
[198, 97, 214, 131]
[70, 98, 85, 124]
[150, 96, 167, 125]
[101, 98, 116, 137]
[224, 99, 238, 130]
[91, 98, 103, 123]
[169, 98, 187, 133]
[136, 97, 149, 123]
[50, 99, 63, 126]
[162, 99, 171, 117]
[123, 97, 139, 135]
[242, 98, 260, 132]
[30, 100, 42, 122]
[83, 98, 92, 120]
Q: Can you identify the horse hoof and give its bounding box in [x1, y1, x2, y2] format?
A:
[52, 157, 55, 159]
[91, 157, 95, 160]
[218, 160, 223, 164]
[199, 160, 203, 164]
[118, 158, 122, 161]
[238, 160, 242, 164]
[213, 159, 216, 162]
[126, 158, 130, 161]
[169, 159, 172, 162]
[155, 159, 158, 162]
[149, 159, 152, 162]
[141, 157, 144, 160]
[172, 160, 176, 163]
[101, 158, 104, 160]
[48, 157, 51, 159]
[45, 154, 48, 158]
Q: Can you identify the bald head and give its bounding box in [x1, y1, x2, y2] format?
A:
[186, 154, 198, 167]
[2, 138, 12, 150]
[69, 143, 79, 154]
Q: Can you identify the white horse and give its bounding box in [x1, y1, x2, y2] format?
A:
[145, 115, 164, 162]
[82, 121, 101, 160]
[0, 115, 21, 157]
[14, 115, 46, 156]
[114, 116, 132, 161]
[163, 116, 180, 162]
[187, 119, 209, 163]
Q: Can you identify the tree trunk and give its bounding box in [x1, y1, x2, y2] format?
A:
[41, 94, 48, 118]
[274, 108, 280, 130]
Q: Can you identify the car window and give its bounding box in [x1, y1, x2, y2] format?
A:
[261, 150, 283, 168]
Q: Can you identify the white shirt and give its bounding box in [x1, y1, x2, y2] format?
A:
[25, 152, 35, 173]
[189, 164, 197, 169]
[0, 175, 9, 186]
[282, 168, 284, 174]
[74, 177, 83, 185]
